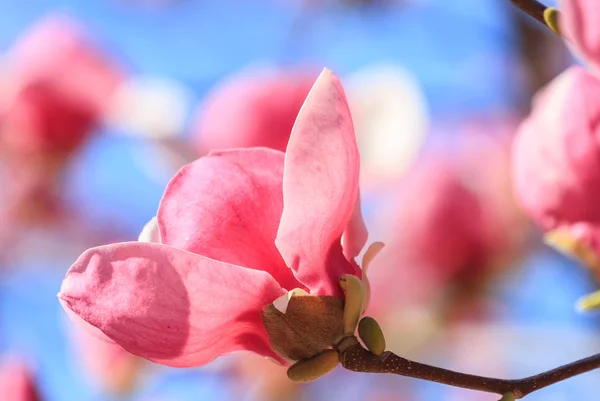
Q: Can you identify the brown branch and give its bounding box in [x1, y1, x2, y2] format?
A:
[509, 0, 548, 28]
[340, 342, 600, 399]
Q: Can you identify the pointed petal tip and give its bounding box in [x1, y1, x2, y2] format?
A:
[277, 63, 359, 296]
[315, 67, 342, 88]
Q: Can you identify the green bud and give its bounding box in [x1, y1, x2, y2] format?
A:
[576, 289, 600, 312]
[287, 349, 340, 382]
[358, 316, 386, 356]
[339, 274, 366, 335]
[544, 229, 600, 271]
[498, 392, 515, 401]
[543, 8, 560, 35]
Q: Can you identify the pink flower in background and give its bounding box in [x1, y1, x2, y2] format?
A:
[512, 66, 600, 269]
[369, 157, 500, 310]
[0, 14, 124, 233]
[59, 69, 368, 367]
[192, 67, 316, 154]
[69, 325, 142, 394]
[560, 0, 600, 72]
[0, 357, 41, 401]
[0, 13, 124, 159]
[453, 120, 531, 262]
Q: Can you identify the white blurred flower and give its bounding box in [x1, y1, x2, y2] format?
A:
[107, 76, 192, 139]
[345, 64, 429, 185]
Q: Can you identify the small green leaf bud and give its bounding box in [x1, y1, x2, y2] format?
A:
[358, 316, 386, 356]
[287, 349, 340, 382]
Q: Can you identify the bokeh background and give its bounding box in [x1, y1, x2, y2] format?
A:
[1, 0, 599, 400]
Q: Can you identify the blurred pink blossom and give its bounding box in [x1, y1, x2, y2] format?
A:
[0, 13, 124, 159]
[0, 357, 41, 401]
[59, 69, 369, 368]
[369, 157, 499, 311]
[192, 67, 316, 154]
[0, 14, 124, 236]
[453, 120, 531, 263]
[364, 146, 520, 351]
[561, 0, 600, 72]
[69, 325, 142, 394]
[512, 66, 600, 270]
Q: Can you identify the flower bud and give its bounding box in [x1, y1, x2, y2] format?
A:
[339, 274, 366, 335]
[262, 292, 344, 361]
[512, 67, 600, 271]
[358, 316, 386, 356]
[286, 349, 340, 383]
[543, 8, 560, 35]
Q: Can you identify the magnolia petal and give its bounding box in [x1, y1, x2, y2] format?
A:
[138, 217, 160, 243]
[158, 148, 302, 291]
[276, 69, 360, 296]
[341, 190, 368, 262]
[560, 0, 600, 73]
[513, 67, 600, 233]
[360, 241, 385, 312]
[361, 242, 385, 275]
[272, 288, 310, 314]
[58, 241, 287, 367]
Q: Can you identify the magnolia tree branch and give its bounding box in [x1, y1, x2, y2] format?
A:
[339, 342, 600, 399]
[510, 0, 548, 27]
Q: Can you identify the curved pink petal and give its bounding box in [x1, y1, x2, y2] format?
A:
[138, 217, 161, 243]
[341, 190, 368, 262]
[157, 148, 303, 291]
[276, 69, 361, 296]
[58, 242, 287, 367]
[561, 0, 600, 73]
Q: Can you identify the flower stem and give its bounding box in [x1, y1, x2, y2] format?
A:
[340, 343, 600, 398]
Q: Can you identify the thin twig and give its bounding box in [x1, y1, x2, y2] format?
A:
[509, 0, 548, 28]
[340, 342, 600, 399]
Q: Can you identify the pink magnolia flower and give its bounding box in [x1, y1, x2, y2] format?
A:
[0, 356, 41, 401]
[192, 67, 316, 154]
[58, 69, 369, 367]
[512, 66, 600, 270]
[560, 0, 600, 72]
[0, 14, 123, 158]
[369, 156, 501, 310]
